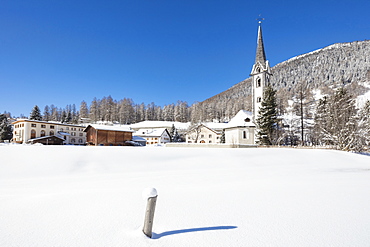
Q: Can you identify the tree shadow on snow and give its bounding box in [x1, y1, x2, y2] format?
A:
[152, 226, 237, 239]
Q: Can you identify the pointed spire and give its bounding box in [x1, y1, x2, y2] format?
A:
[255, 23, 266, 64]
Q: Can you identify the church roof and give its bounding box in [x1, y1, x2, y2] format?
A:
[255, 24, 267, 64]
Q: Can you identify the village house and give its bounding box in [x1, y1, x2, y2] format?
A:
[134, 128, 171, 145]
[12, 119, 86, 145]
[84, 124, 134, 146]
[186, 123, 225, 144]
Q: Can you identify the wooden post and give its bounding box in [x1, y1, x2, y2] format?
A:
[143, 196, 157, 238]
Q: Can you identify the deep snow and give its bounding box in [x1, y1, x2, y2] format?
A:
[1, 145, 370, 246]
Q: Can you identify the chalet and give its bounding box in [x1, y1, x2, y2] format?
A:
[84, 124, 134, 146]
[134, 128, 171, 145]
[12, 119, 86, 145]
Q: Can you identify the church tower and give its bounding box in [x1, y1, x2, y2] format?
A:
[250, 21, 272, 123]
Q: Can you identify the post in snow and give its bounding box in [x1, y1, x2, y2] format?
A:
[142, 187, 158, 238]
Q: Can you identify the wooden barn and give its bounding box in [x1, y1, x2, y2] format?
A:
[84, 125, 134, 146]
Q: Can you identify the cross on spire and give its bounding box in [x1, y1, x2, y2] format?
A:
[256, 15, 264, 25]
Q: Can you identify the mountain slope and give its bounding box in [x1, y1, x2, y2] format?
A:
[190, 40, 370, 122]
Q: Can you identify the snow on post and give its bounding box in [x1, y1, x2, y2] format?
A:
[142, 188, 158, 238]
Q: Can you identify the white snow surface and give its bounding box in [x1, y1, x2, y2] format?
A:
[1, 145, 370, 246]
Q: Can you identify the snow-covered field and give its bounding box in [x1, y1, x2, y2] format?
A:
[1, 145, 370, 246]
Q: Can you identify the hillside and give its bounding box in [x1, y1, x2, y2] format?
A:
[191, 40, 370, 122]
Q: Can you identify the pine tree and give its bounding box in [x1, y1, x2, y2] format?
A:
[79, 101, 89, 119]
[0, 114, 13, 141]
[220, 129, 225, 144]
[43, 105, 51, 121]
[314, 88, 361, 151]
[256, 84, 278, 145]
[29, 105, 42, 120]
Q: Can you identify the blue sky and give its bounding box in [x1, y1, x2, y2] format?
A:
[1, 0, 369, 117]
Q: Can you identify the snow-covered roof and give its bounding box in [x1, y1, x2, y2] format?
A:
[28, 135, 65, 141]
[226, 110, 255, 128]
[129, 121, 190, 130]
[12, 119, 84, 128]
[86, 124, 134, 132]
[135, 128, 168, 137]
[203, 122, 228, 130]
[57, 131, 70, 136]
[132, 136, 146, 142]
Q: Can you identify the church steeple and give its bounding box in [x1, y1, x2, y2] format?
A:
[255, 24, 266, 64]
[250, 19, 272, 126]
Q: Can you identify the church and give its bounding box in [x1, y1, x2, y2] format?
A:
[185, 21, 271, 146]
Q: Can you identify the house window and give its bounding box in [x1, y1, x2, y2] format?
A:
[78, 139, 83, 143]
[71, 138, 75, 143]
[209, 134, 212, 138]
[66, 127, 69, 130]
[31, 129, 36, 139]
[79, 133, 83, 136]
[257, 97, 262, 103]
[31, 124, 36, 127]
[71, 132, 76, 136]
[201, 134, 204, 138]
[41, 125, 46, 128]
[60, 128, 64, 131]
[209, 140, 212, 143]
[40, 130, 46, 137]
[50, 125, 55, 129]
[244, 118, 251, 122]
[50, 131, 54, 136]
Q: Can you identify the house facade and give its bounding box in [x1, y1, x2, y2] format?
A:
[186, 124, 223, 144]
[12, 119, 86, 145]
[134, 128, 171, 145]
[84, 124, 134, 146]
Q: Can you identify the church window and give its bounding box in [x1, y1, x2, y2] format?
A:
[256, 67, 261, 73]
[244, 118, 250, 122]
[243, 130, 249, 139]
[257, 97, 262, 103]
[256, 78, 261, 87]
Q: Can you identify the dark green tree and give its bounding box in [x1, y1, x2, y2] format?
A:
[220, 129, 225, 144]
[29, 105, 42, 120]
[256, 84, 278, 145]
[0, 114, 13, 141]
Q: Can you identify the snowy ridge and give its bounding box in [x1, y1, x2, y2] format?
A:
[278, 42, 355, 67]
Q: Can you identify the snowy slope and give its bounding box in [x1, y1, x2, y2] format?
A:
[1, 145, 370, 246]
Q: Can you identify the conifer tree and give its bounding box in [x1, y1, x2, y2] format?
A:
[220, 129, 225, 144]
[0, 114, 13, 141]
[29, 105, 42, 120]
[256, 84, 278, 145]
[314, 88, 361, 151]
